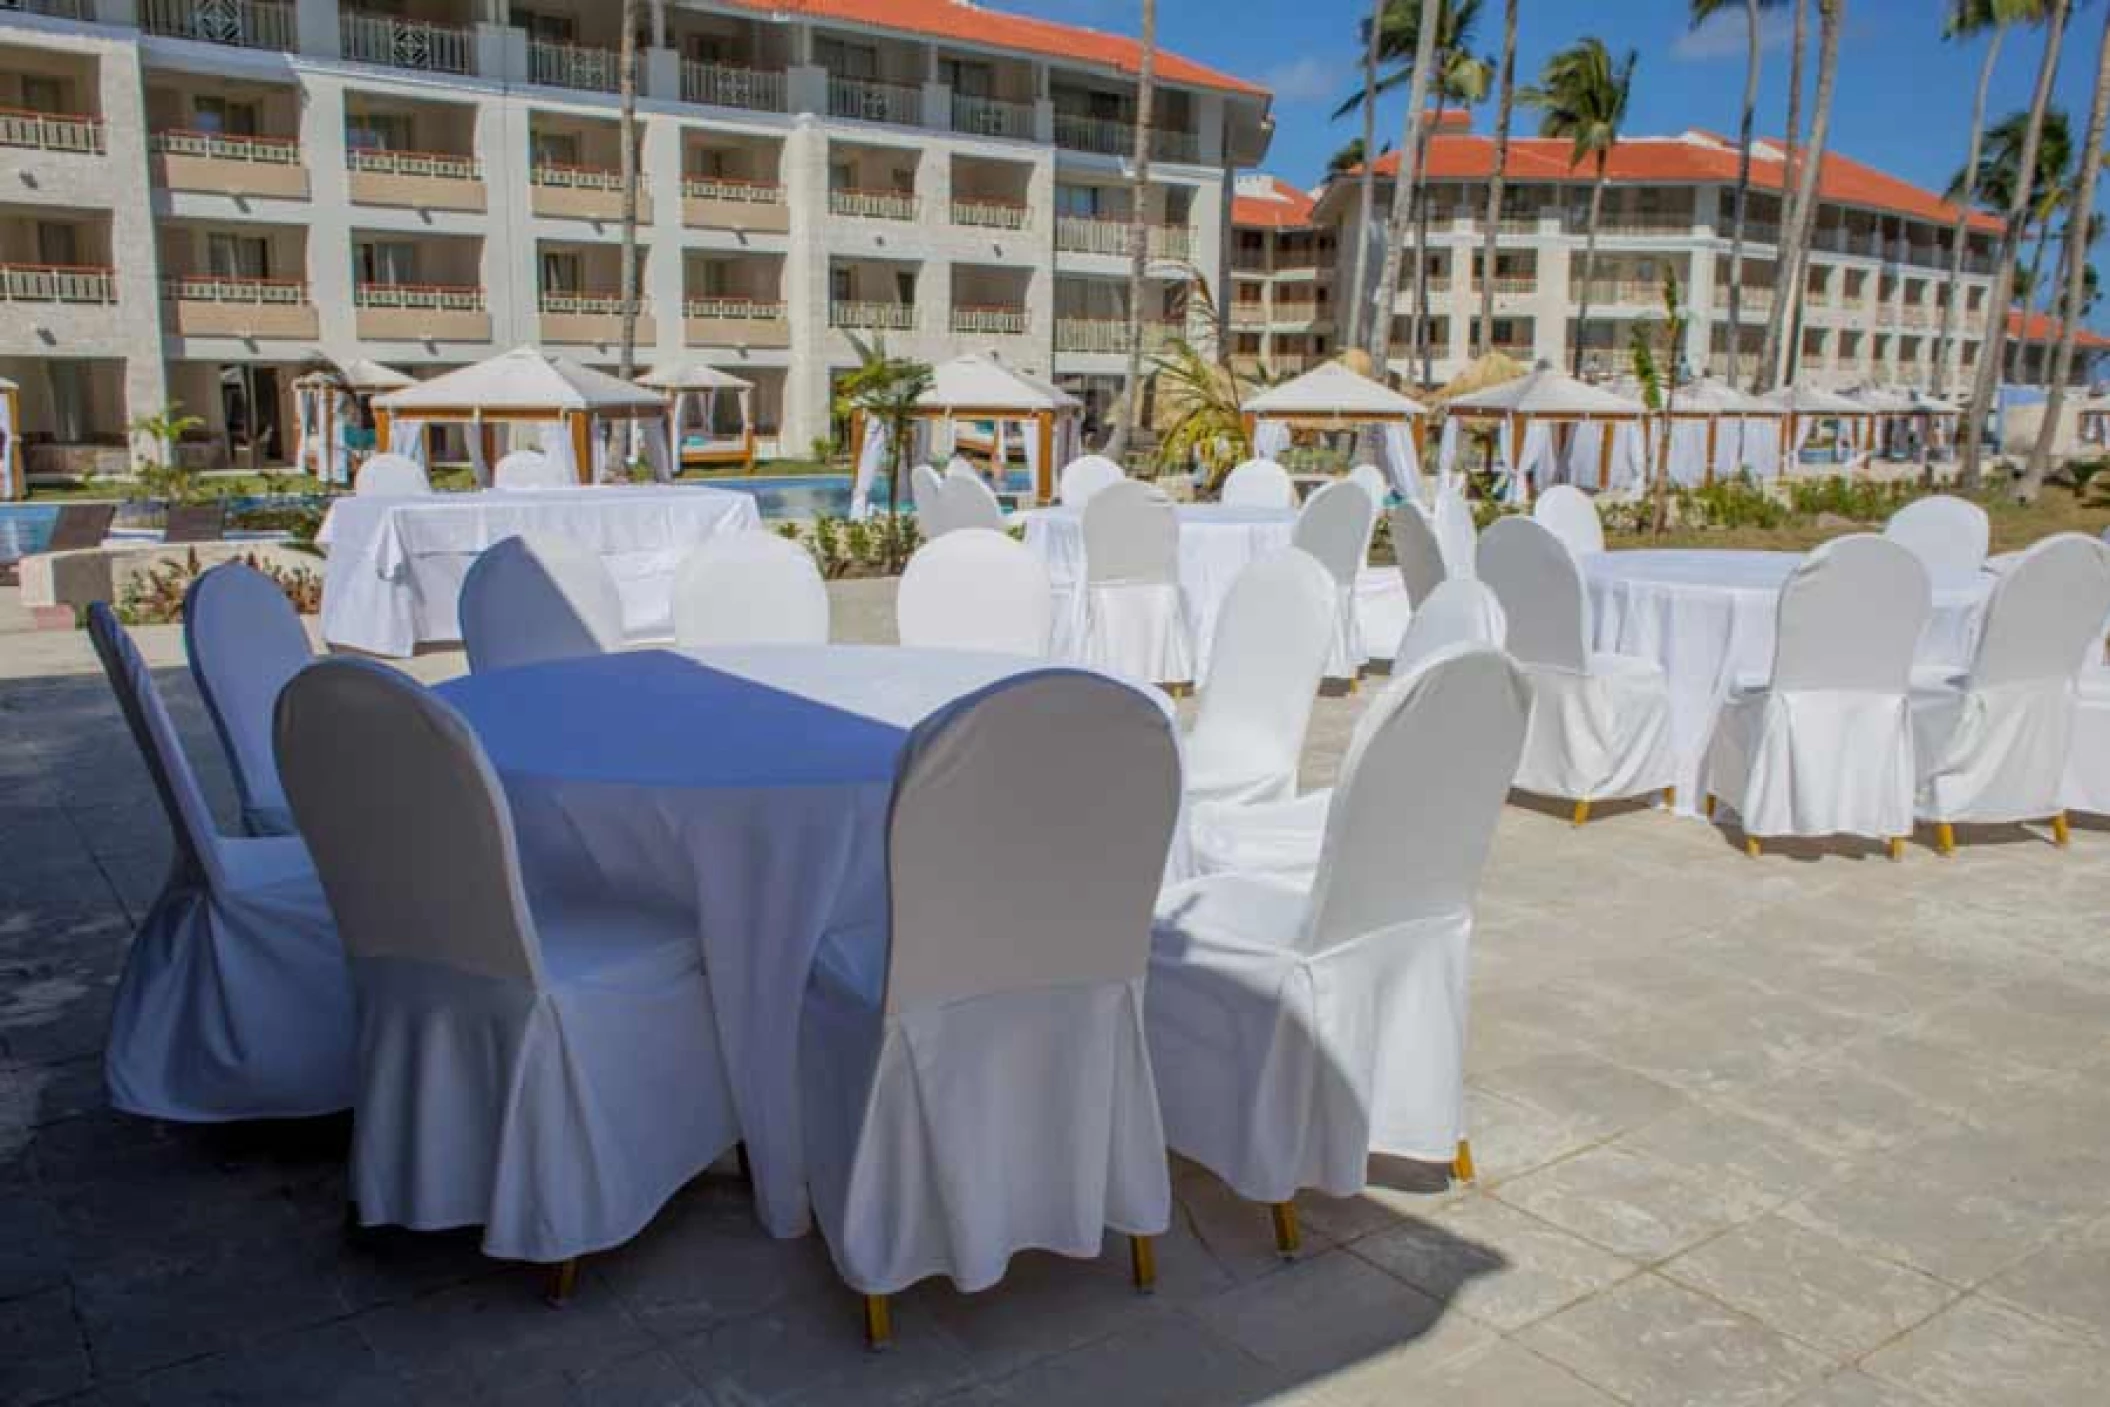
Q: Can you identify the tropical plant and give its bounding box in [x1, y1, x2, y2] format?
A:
[1521, 36, 1638, 375]
[1148, 339, 1252, 481]
[1477, 0, 1520, 356]
[1366, 0, 1444, 373]
[116, 549, 323, 625]
[1108, 0, 1159, 462]
[2027, 3, 2110, 497]
[1344, 0, 1383, 351]
[1327, 137, 1368, 175]
[832, 333, 934, 573]
[616, 0, 643, 380]
[128, 403, 208, 503]
[1956, 108, 2074, 383]
[1627, 267, 1688, 534]
[1758, 0, 1841, 391]
[1692, 0, 1788, 379]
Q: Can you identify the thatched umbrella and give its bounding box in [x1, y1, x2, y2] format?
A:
[1426, 351, 1531, 407]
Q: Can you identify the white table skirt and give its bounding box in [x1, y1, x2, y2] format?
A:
[434, 644, 1174, 1239]
[317, 486, 762, 656]
[1585, 549, 1992, 814]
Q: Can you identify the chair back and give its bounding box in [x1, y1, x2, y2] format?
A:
[1304, 646, 1529, 948]
[897, 529, 1051, 654]
[183, 563, 310, 826]
[1770, 534, 1931, 692]
[493, 449, 568, 490]
[163, 503, 225, 544]
[1082, 479, 1178, 586]
[1059, 454, 1124, 507]
[1191, 549, 1337, 770]
[672, 530, 830, 647]
[87, 603, 225, 889]
[1396, 579, 1507, 671]
[1883, 495, 1989, 576]
[937, 471, 1006, 535]
[910, 464, 946, 531]
[1389, 503, 1448, 609]
[1348, 463, 1389, 507]
[883, 670, 1178, 1014]
[1968, 533, 2110, 689]
[1221, 458, 1295, 509]
[48, 502, 117, 553]
[458, 533, 624, 672]
[1292, 479, 1376, 587]
[353, 453, 430, 497]
[1432, 487, 1478, 580]
[1477, 515, 1589, 672]
[1532, 484, 1605, 558]
[276, 659, 540, 985]
[943, 458, 981, 488]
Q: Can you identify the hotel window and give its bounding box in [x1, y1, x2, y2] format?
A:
[816, 38, 879, 80]
[206, 232, 271, 280]
[540, 251, 583, 294]
[353, 241, 419, 286]
[20, 77, 65, 115]
[830, 266, 852, 303]
[940, 59, 994, 99]
[36, 221, 78, 267]
[513, 10, 576, 43]
[1054, 185, 1105, 220]
[345, 111, 415, 153]
[894, 269, 916, 305]
[531, 131, 583, 168]
[191, 96, 260, 137]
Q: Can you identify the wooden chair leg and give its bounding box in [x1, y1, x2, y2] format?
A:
[1888, 837, 1906, 862]
[1570, 799, 1591, 827]
[2052, 812, 2071, 848]
[1936, 822, 1956, 856]
[544, 1258, 579, 1307]
[1745, 835, 1762, 859]
[1269, 1202, 1301, 1258]
[1704, 793, 1718, 819]
[1662, 786, 1677, 810]
[862, 1294, 893, 1351]
[1451, 1138, 1476, 1184]
[1129, 1235, 1157, 1294]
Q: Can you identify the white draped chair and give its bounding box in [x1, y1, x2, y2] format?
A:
[896, 529, 1052, 655]
[1702, 535, 1930, 856]
[1348, 466, 1411, 663]
[1149, 646, 1529, 1246]
[1059, 454, 1124, 507]
[1478, 516, 1677, 822]
[1293, 479, 1377, 682]
[937, 471, 1006, 535]
[1397, 578, 1508, 670]
[1077, 479, 1193, 687]
[910, 464, 946, 533]
[1221, 458, 1296, 509]
[2062, 669, 2110, 818]
[353, 453, 430, 497]
[184, 563, 311, 837]
[459, 533, 625, 672]
[799, 670, 1180, 1344]
[86, 604, 353, 1122]
[1912, 533, 2110, 852]
[1884, 495, 1990, 576]
[1183, 549, 1337, 809]
[275, 658, 740, 1297]
[1532, 484, 1605, 559]
[1432, 488, 1478, 581]
[494, 449, 568, 490]
[672, 530, 830, 647]
[1389, 502, 1448, 610]
[1348, 463, 1389, 506]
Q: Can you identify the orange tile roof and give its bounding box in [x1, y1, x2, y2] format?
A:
[721, 0, 1267, 96]
[2008, 309, 2110, 350]
[1354, 130, 2002, 234]
[1232, 175, 1316, 230]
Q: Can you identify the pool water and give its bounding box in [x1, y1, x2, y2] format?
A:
[0, 505, 57, 564]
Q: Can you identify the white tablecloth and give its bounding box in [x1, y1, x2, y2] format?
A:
[1586, 549, 1992, 814]
[317, 486, 761, 656]
[434, 644, 1172, 1239]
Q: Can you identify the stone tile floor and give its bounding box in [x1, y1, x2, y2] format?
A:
[3, 579, 2108, 1405]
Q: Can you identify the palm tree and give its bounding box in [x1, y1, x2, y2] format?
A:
[616, 0, 642, 383]
[1365, 0, 1444, 374]
[1108, 0, 1158, 462]
[1413, 43, 1490, 383]
[1328, 138, 1368, 176]
[1991, 109, 2073, 384]
[1759, 0, 1840, 391]
[1692, 1, 1786, 386]
[1961, 0, 2071, 487]
[1477, 0, 1520, 357]
[1521, 37, 1638, 375]
[2027, 7, 2109, 495]
[1345, 0, 1384, 350]
[835, 335, 934, 570]
[1752, 0, 1806, 389]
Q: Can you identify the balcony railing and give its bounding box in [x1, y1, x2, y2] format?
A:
[1054, 317, 1180, 354]
[151, 128, 301, 165]
[952, 93, 1033, 141]
[1229, 304, 1265, 326]
[1580, 280, 1663, 305]
[830, 300, 915, 331]
[682, 61, 785, 113]
[683, 176, 783, 205]
[531, 162, 631, 192]
[1584, 214, 1693, 236]
[1, 0, 88, 15]
[163, 274, 307, 304]
[142, 0, 296, 50]
[1051, 112, 1200, 163]
[829, 187, 917, 221]
[951, 196, 1028, 230]
[341, 12, 474, 75]
[540, 291, 647, 316]
[0, 107, 104, 155]
[528, 39, 630, 94]
[348, 146, 481, 181]
[684, 297, 785, 320]
[952, 306, 1030, 335]
[1054, 216, 1190, 261]
[354, 282, 485, 310]
[828, 76, 922, 126]
[1485, 276, 1537, 296]
[0, 263, 118, 303]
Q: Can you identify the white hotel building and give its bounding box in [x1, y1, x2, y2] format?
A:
[0, 0, 1271, 474]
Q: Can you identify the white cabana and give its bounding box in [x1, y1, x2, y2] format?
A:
[2076, 389, 2110, 447]
[1759, 384, 1877, 474]
[639, 362, 755, 472]
[1241, 360, 1431, 503]
[1617, 377, 1786, 487]
[293, 358, 414, 487]
[1444, 368, 1647, 503]
[1848, 386, 1924, 459]
[0, 373, 19, 501]
[374, 346, 670, 486]
[849, 354, 1084, 517]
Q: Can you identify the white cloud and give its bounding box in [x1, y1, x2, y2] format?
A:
[1671, 6, 1795, 62]
[1262, 53, 1351, 104]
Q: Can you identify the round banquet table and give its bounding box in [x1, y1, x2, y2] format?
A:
[1584, 549, 1993, 815]
[433, 644, 1175, 1239]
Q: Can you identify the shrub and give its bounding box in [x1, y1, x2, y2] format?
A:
[779, 512, 924, 579]
[114, 548, 322, 626]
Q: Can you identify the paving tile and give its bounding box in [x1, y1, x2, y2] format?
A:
[668, 1290, 979, 1406]
[134, 1321, 408, 1407]
[1493, 1144, 1772, 1263]
[1473, 1052, 1693, 1144]
[1352, 1195, 1637, 1332]
[1731, 1060, 1953, 1158]
[904, 1242, 1183, 1383]
[1348, 1337, 1620, 1406]
[355, 1274, 653, 1400]
[1862, 1296, 2110, 1407]
[592, 1182, 842, 1342]
[1455, 1087, 1604, 1187]
[1981, 1214, 2110, 1346]
[0, 1191, 67, 1302]
[972, 1311, 1271, 1407]
[0, 1287, 91, 1407]
[1616, 1101, 1855, 1207]
[1785, 1368, 1938, 1405]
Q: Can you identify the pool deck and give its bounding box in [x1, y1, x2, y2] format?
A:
[2, 581, 2109, 1406]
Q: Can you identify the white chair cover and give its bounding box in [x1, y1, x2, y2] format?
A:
[1914, 534, 2110, 825]
[275, 658, 739, 1264]
[937, 472, 1006, 535]
[1703, 535, 1931, 840]
[1077, 480, 1194, 686]
[183, 563, 310, 836]
[1293, 480, 1377, 680]
[1437, 416, 1462, 494]
[1151, 646, 1529, 1201]
[1183, 549, 1337, 809]
[493, 449, 569, 490]
[672, 530, 830, 648]
[1884, 495, 1991, 577]
[1348, 463, 1389, 505]
[1396, 578, 1508, 671]
[353, 453, 430, 497]
[86, 605, 351, 1122]
[897, 529, 1052, 655]
[1478, 516, 1677, 805]
[1221, 459, 1296, 509]
[459, 533, 626, 672]
[1348, 465, 1410, 659]
[1058, 454, 1124, 507]
[910, 463, 945, 534]
[1533, 484, 1606, 559]
[2063, 671, 2110, 815]
[801, 670, 1179, 1294]
[1390, 502, 1448, 610]
[1432, 488, 1478, 581]
[1381, 422, 1425, 505]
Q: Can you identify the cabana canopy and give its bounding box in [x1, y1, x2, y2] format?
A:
[1447, 367, 1646, 418]
[851, 353, 1084, 514]
[1603, 376, 1785, 488]
[1759, 384, 1877, 473]
[1428, 350, 1530, 406]
[291, 360, 411, 486]
[639, 362, 756, 471]
[374, 346, 668, 485]
[1242, 360, 1429, 500]
[338, 358, 416, 392]
[1444, 368, 1647, 501]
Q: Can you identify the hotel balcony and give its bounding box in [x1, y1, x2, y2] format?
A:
[828, 76, 924, 128]
[141, 0, 297, 52]
[160, 274, 316, 339]
[1055, 217, 1191, 263]
[1049, 111, 1201, 164]
[527, 40, 633, 96]
[830, 300, 915, 332]
[950, 305, 1031, 336]
[951, 195, 1029, 231]
[828, 186, 918, 222]
[952, 93, 1035, 142]
[1054, 317, 1181, 354]
[951, 154, 1032, 232]
[677, 176, 783, 232]
[0, 261, 117, 304]
[539, 291, 655, 346]
[0, 47, 105, 157]
[951, 265, 1031, 340]
[529, 164, 650, 224]
[352, 281, 490, 342]
[683, 295, 789, 348]
[148, 130, 307, 200]
[1230, 302, 1264, 328]
[682, 61, 786, 114]
[0, 104, 102, 157]
[340, 6, 477, 76]
[346, 95, 483, 211]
